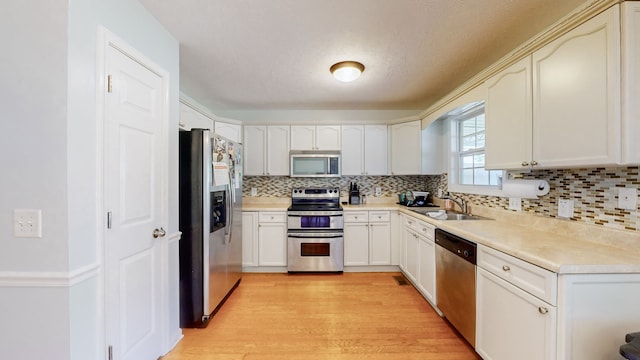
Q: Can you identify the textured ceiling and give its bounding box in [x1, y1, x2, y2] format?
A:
[139, 0, 587, 113]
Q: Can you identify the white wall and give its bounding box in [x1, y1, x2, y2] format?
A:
[217, 108, 419, 124]
[0, 0, 180, 359]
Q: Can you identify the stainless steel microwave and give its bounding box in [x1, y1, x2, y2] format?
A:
[290, 151, 341, 177]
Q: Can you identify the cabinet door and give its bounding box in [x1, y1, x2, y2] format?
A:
[258, 223, 287, 266]
[369, 222, 391, 265]
[266, 125, 290, 176]
[533, 7, 620, 168]
[622, 2, 640, 164]
[364, 125, 388, 175]
[215, 121, 242, 143]
[417, 236, 436, 304]
[344, 222, 369, 266]
[477, 268, 557, 360]
[243, 126, 266, 175]
[390, 120, 421, 175]
[420, 120, 445, 175]
[341, 125, 365, 175]
[315, 126, 341, 150]
[179, 102, 213, 131]
[242, 212, 258, 267]
[290, 125, 315, 150]
[404, 229, 419, 282]
[485, 56, 533, 170]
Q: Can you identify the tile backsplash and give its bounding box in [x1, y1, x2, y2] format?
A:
[446, 167, 639, 232]
[243, 175, 441, 199]
[245, 166, 639, 232]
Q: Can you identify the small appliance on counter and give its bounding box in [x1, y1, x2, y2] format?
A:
[349, 182, 360, 205]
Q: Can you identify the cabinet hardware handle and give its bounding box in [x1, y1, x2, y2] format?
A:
[531, 160, 538, 166]
[521, 161, 529, 167]
[502, 265, 511, 271]
[538, 307, 548, 314]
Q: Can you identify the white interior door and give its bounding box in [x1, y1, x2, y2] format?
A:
[105, 43, 164, 360]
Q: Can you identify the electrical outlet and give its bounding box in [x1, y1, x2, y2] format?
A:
[251, 188, 257, 196]
[375, 187, 381, 197]
[13, 209, 42, 238]
[618, 188, 637, 210]
[558, 199, 574, 219]
[508, 197, 522, 211]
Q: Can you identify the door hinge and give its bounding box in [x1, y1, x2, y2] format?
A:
[107, 75, 113, 93]
[107, 211, 112, 229]
[108, 345, 113, 360]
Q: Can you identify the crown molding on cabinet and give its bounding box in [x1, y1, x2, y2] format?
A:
[419, 0, 621, 123]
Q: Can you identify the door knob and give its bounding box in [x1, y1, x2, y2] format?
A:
[153, 227, 166, 238]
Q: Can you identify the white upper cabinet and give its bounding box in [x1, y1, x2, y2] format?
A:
[421, 119, 445, 175]
[622, 2, 640, 164]
[243, 125, 290, 176]
[214, 121, 242, 143]
[266, 126, 290, 175]
[341, 125, 388, 175]
[485, 6, 620, 169]
[290, 125, 341, 150]
[485, 57, 533, 170]
[532, 6, 620, 168]
[243, 125, 267, 176]
[390, 120, 421, 175]
[179, 102, 213, 131]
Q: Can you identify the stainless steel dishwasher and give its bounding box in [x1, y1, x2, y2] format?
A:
[435, 228, 477, 347]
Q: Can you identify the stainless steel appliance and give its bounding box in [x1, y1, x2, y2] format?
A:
[287, 187, 344, 272]
[435, 228, 477, 347]
[290, 150, 341, 177]
[178, 129, 243, 327]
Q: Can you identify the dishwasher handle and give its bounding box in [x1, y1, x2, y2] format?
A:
[435, 228, 477, 265]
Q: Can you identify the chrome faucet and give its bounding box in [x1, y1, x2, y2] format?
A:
[443, 193, 467, 214]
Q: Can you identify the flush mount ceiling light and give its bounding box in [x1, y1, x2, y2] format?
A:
[330, 61, 365, 82]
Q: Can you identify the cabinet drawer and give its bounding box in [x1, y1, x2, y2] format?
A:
[368, 211, 390, 222]
[344, 211, 369, 223]
[478, 245, 557, 305]
[415, 220, 434, 239]
[258, 212, 287, 223]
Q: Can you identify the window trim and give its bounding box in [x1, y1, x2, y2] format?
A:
[447, 102, 504, 197]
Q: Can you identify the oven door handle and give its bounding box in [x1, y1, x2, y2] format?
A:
[288, 232, 344, 239]
[287, 211, 344, 216]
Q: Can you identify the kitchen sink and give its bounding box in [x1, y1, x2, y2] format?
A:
[409, 208, 491, 220]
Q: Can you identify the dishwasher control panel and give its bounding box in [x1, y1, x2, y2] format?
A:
[435, 228, 477, 265]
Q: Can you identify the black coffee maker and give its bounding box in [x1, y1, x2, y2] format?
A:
[349, 182, 360, 205]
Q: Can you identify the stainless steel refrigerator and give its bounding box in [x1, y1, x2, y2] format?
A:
[178, 129, 242, 328]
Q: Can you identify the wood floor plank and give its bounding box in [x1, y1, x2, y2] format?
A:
[162, 272, 481, 360]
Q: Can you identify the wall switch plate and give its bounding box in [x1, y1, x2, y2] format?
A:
[13, 209, 42, 238]
[375, 187, 381, 197]
[558, 199, 574, 219]
[618, 188, 637, 210]
[251, 188, 257, 196]
[508, 197, 522, 211]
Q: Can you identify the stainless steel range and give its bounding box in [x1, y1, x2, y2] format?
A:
[287, 187, 344, 272]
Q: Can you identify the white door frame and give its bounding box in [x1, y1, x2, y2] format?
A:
[96, 27, 170, 358]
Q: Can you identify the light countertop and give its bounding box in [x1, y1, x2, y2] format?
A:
[242, 196, 640, 274]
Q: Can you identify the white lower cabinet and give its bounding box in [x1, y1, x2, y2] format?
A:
[344, 211, 391, 266]
[477, 244, 557, 360]
[257, 212, 287, 266]
[242, 212, 259, 267]
[417, 232, 436, 304]
[477, 267, 557, 360]
[402, 214, 436, 303]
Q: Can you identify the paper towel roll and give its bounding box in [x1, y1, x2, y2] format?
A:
[502, 179, 550, 199]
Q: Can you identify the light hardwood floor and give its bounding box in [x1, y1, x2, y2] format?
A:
[162, 272, 481, 360]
